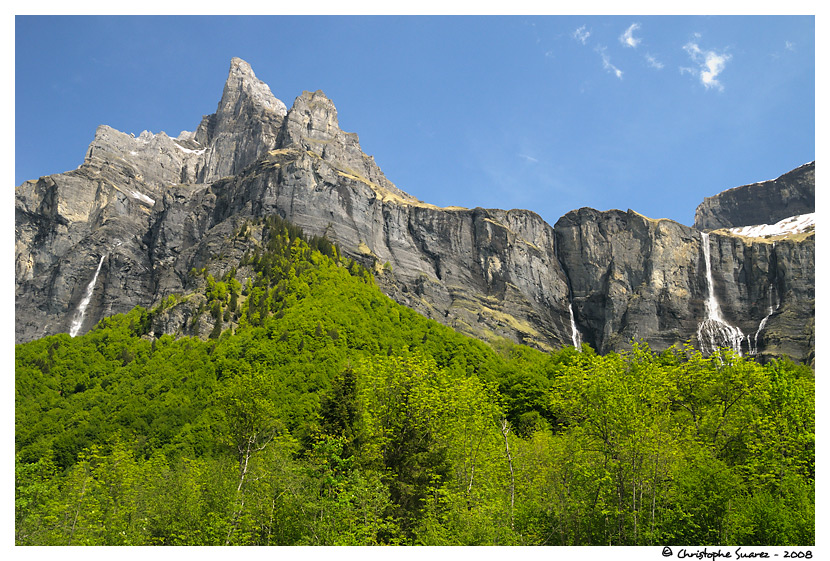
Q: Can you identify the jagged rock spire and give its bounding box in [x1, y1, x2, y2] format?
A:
[223, 57, 286, 117]
[282, 90, 342, 148]
[203, 57, 287, 137]
[195, 58, 287, 183]
[280, 89, 419, 204]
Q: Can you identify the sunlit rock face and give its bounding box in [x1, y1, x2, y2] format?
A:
[554, 207, 813, 363]
[15, 58, 815, 365]
[694, 161, 814, 231]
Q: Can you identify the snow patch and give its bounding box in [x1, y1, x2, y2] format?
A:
[173, 142, 207, 155]
[130, 190, 155, 206]
[727, 213, 814, 238]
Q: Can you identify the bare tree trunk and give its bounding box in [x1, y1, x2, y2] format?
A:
[632, 452, 637, 545]
[464, 426, 485, 510]
[500, 418, 515, 532]
[225, 437, 252, 545]
[226, 433, 265, 545]
[68, 476, 88, 546]
[651, 442, 664, 545]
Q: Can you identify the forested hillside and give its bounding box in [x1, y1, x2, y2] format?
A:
[15, 218, 814, 546]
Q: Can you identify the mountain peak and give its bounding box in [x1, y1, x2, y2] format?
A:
[229, 56, 252, 72]
[279, 87, 419, 205]
[694, 161, 815, 230]
[192, 58, 287, 181]
[284, 89, 341, 146]
[220, 57, 287, 118]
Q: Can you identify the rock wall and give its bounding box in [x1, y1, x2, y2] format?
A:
[15, 58, 815, 364]
[555, 207, 814, 362]
[694, 162, 815, 230]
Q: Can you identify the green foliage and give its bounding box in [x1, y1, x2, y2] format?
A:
[15, 216, 814, 546]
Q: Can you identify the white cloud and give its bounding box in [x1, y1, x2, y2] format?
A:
[573, 26, 590, 45]
[645, 53, 664, 69]
[519, 154, 539, 163]
[683, 39, 731, 91]
[620, 23, 642, 48]
[597, 46, 623, 79]
[785, 40, 796, 51]
[683, 41, 702, 58]
[700, 53, 730, 89]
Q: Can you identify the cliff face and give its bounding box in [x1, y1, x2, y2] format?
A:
[555, 208, 814, 362]
[15, 58, 815, 364]
[694, 162, 815, 230]
[555, 209, 703, 354]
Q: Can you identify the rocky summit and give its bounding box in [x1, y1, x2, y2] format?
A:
[15, 58, 815, 364]
[694, 162, 815, 231]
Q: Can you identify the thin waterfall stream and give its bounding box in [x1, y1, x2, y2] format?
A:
[748, 285, 779, 356]
[555, 231, 583, 351]
[568, 303, 582, 349]
[69, 254, 106, 337]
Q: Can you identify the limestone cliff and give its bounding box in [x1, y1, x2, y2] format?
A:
[555, 209, 814, 363]
[694, 162, 815, 230]
[15, 58, 815, 364]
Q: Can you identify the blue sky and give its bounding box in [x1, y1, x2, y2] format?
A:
[15, 15, 815, 227]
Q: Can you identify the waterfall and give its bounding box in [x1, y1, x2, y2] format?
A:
[568, 303, 582, 350]
[696, 233, 745, 356]
[556, 230, 582, 351]
[747, 316, 769, 356]
[748, 285, 780, 356]
[69, 255, 106, 337]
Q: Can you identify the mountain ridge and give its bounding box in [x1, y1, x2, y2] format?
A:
[694, 161, 815, 231]
[15, 58, 815, 364]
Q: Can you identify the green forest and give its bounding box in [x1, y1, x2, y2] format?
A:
[15, 216, 814, 546]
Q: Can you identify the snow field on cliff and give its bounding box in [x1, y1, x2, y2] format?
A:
[727, 213, 814, 238]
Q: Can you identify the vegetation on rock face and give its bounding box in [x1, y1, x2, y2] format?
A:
[15, 217, 814, 546]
